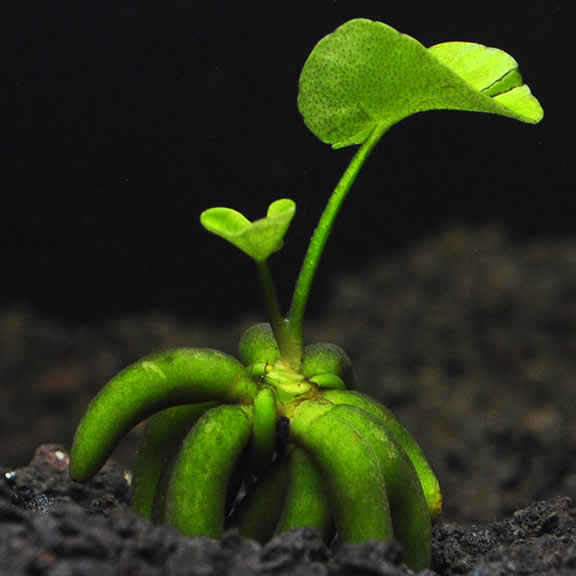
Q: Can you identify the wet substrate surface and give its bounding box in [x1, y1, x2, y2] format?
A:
[2, 224, 576, 574]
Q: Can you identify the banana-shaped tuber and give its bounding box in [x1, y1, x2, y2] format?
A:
[238, 323, 281, 367]
[69, 348, 258, 483]
[250, 386, 278, 474]
[227, 457, 288, 542]
[164, 404, 253, 537]
[301, 342, 356, 389]
[274, 445, 334, 542]
[290, 401, 393, 542]
[131, 402, 217, 520]
[322, 389, 442, 519]
[334, 404, 432, 571]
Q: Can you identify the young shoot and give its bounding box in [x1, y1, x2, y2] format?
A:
[201, 18, 543, 367]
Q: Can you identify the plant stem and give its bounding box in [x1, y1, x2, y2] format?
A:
[286, 123, 388, 357]
[256, 260, 300, 366]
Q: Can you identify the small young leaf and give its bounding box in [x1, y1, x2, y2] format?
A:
[200, 199, 296, 262]
[298, 19, 543, 149]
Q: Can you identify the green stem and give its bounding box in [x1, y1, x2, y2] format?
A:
[256, 261, 300, 366]
[286, 124, 388, 357]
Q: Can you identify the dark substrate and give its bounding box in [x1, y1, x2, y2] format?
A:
[2, 224, 576, 574]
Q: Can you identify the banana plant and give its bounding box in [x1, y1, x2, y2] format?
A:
[69, 19, 542, 570]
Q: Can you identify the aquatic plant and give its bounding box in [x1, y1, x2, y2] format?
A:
[70, 19, 542, 570]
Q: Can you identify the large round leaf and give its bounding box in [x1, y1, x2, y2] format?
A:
[298, 19, 543, 149]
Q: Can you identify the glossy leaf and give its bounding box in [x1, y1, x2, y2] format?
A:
[298, 19, 543, 149]
[200, 198, 296, 262]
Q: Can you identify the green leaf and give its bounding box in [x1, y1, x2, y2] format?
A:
[298, 19, 543, 149]
[200, 198, 296, 262]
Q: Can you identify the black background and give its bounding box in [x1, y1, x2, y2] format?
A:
[1, 1, 571, 322]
